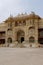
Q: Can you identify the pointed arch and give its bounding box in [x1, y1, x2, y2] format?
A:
[17, 30, 25, 43]
[29, 36, 35, 43]
[7, 37, 12, 43]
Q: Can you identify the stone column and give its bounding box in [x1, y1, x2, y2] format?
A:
[25, 26, 29, 43]
[35, 20, 39, 47]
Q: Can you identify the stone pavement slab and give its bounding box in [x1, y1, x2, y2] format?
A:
[0, 48, 43, 65]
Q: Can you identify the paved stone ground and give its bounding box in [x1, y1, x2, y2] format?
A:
[0, 48, 43, 65]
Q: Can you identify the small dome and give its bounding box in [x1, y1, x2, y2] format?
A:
[5, 16, 14, 23]
[28, 12, 41, 19]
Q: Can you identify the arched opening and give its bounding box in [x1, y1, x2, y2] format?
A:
[7, 38, 12, 43]
[29, 27, 35, 30]
[17, 30, 25, 43]
[29, 27, 35, 34]
[29, 36, 35, 43]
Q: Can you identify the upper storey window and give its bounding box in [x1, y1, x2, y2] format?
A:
[7, 29, 12, 31]
[15, 20, 26, 26]
[19, 21, 22, 26]
[23, 20, 26, 25]
[8, 22, 12, 31]
[15, 21, 22, 26]
[8, 22, 12, 28]
[29, 26, 35, 35]
[15, 21, 18, 26]
[30, 19, 34, 25]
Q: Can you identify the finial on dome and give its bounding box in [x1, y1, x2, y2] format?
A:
[21, 13, 24, 15]
[10, 13, 13, 18]
[25, 12, 27, 14]
[31, 11, 35, 15]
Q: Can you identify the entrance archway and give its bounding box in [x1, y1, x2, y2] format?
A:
[17, 30, 25, 43]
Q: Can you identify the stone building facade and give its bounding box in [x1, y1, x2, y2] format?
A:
[0, 12, 43, 47]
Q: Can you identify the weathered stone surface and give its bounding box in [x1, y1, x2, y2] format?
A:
[0, 12, 43, 47]
[9, 41, 18, 48]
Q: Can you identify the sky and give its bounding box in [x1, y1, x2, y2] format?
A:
[0, 0, 43, 22]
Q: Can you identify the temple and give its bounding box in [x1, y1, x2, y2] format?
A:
[0, 12, 43, 47]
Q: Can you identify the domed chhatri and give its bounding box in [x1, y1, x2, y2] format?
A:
[28, 12, 41, 19]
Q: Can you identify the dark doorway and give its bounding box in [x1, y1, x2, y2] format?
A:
[39, 38, 43, 44]
[38, 29, 43, 45]
[0, 39, 5, 44]
[21, 37, 24, 43]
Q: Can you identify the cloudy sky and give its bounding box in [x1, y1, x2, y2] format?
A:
[0, 0, 43, 22]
